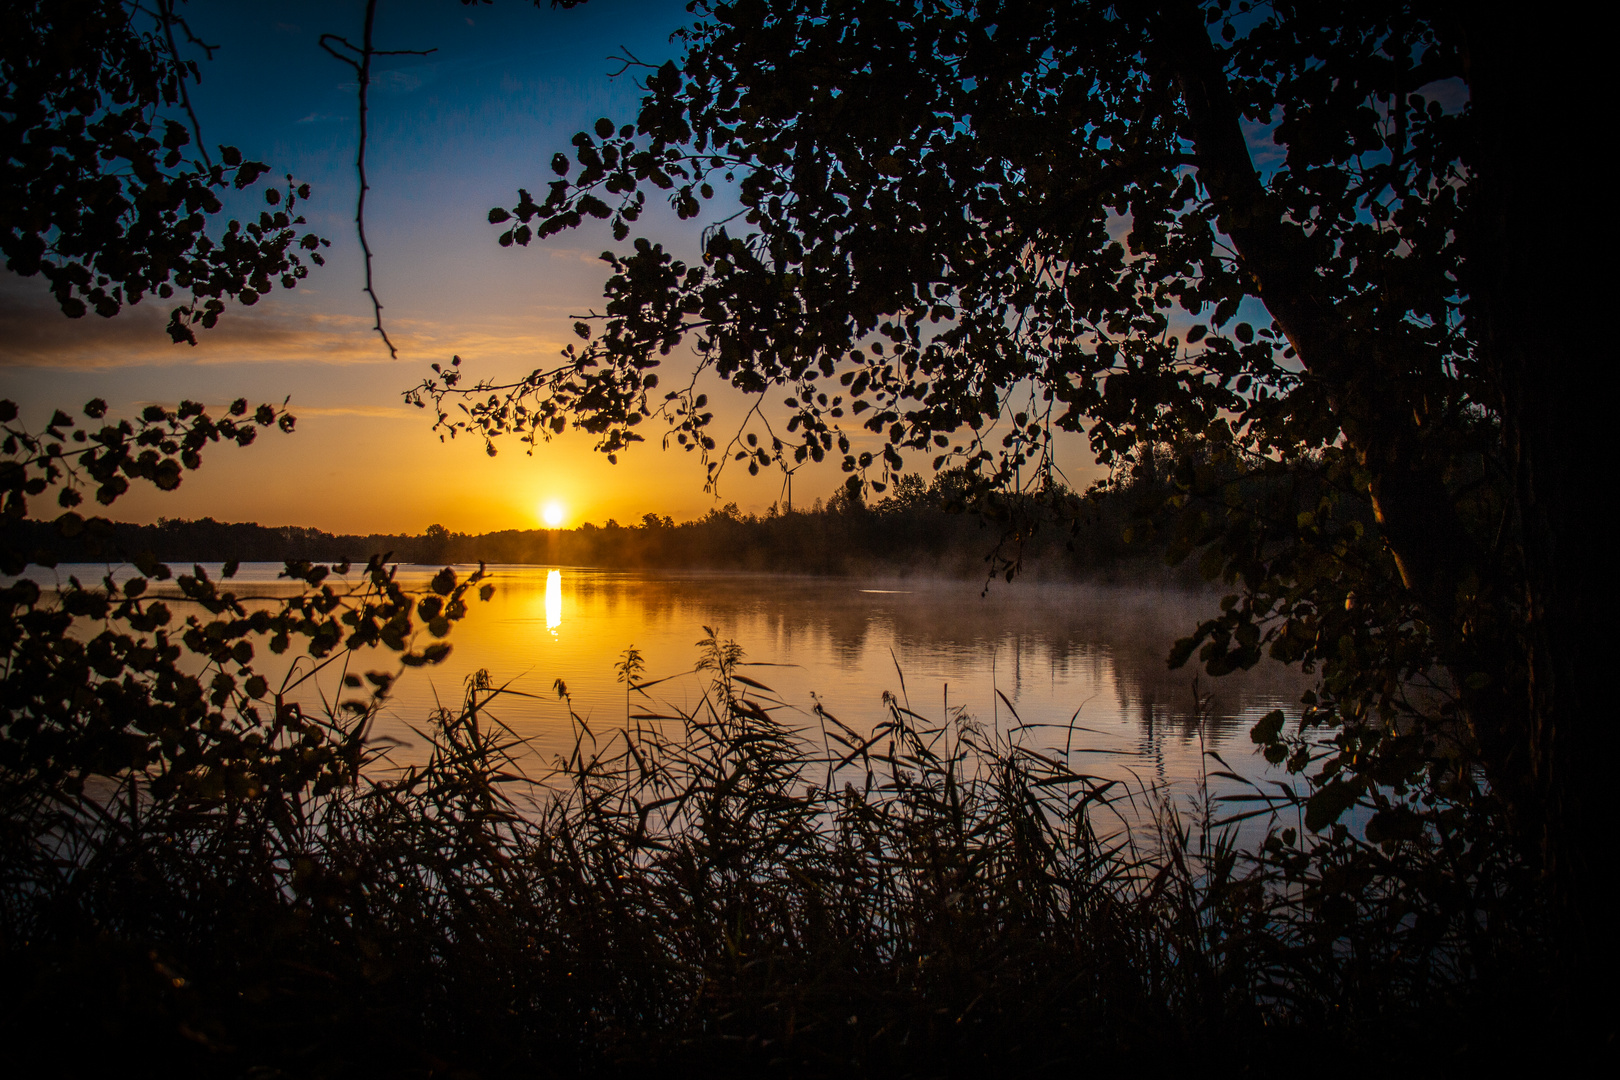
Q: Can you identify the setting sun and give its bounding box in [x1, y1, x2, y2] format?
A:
[541, 500, 567, 528]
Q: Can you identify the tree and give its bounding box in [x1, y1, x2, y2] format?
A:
[2, 9, 505, 1065]
[412, 0, 1604, 962]
[1, 0, 331, 342]
[1, 0, 493, 814]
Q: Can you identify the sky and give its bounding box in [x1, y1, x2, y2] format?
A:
[7, 0, 1102, 535]
[1, 2, 1470, 538]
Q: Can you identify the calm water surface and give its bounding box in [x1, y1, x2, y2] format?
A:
[31, 563, 1311, 806]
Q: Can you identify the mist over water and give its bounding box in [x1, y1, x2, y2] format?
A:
[29, 563, 1311, 814]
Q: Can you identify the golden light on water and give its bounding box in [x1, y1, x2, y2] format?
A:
[335, 568, 1306, 797]
[545, 569, 562, 635]
[541, 500, 566, 527]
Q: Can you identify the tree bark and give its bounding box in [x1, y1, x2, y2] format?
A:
[1149, 3, 1477, 624]
[1155, 2, 1608, 977]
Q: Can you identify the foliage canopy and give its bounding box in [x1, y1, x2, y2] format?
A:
[412, 0, 1602, 953]
[0, 0, 327, 342]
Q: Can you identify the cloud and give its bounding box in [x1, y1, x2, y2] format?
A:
[0, 284, 377, 368]
[0, 273, 572, 373]
[371, 69, 426, 94]
[1415, 77, 1469, 114]
[547, 246, 614, 266]
[336, 67, 432, 98]
[284, 404, 414, 418]
[1242, 115, 1285, 171]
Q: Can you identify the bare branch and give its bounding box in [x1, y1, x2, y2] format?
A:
[606, 46, 656, 77]
[320, 1, 436, 360]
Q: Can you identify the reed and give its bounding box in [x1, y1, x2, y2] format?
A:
[0, 628, 1548, 1075]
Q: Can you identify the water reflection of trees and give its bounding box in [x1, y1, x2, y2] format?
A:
[518, 571, 1309, 742]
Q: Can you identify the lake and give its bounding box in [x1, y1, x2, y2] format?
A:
[27, 563, 1311, 815]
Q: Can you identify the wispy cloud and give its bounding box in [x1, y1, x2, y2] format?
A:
[1415, 77, 1469, 114]
[0, 274, 572, 372]
[371, 69, 426, 94]
[546, 246, 615, 266]
[285, 404, 413, 418]
[336, 68, 431, 97]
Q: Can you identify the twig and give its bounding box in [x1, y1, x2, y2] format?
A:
[320, 0, 435, 359]
[605, 46, 656, 77]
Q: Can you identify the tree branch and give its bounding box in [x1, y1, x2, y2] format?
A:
[1149, 0, 1474, 616]
[320, 1, 435, 359]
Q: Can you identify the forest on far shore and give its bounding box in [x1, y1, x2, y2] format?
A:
[7, 472, 1194, 581]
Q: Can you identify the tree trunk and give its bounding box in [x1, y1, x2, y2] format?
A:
[1150, 3, 1480, 615]
[1158, 1, 1609, 981]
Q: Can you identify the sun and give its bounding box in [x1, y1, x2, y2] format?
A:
[541, 500, 567, 528]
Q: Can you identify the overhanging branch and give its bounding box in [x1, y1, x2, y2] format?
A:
[320, 0, 435, 359]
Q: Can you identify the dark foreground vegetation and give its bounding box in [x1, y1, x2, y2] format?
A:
[0, 398, 1562, 1074]
[0, 610, 1554, 1077]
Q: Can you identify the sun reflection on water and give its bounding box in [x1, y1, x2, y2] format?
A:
[545, 569, 562, 635]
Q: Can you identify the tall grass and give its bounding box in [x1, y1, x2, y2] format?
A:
[1, 631, 1545, 1076]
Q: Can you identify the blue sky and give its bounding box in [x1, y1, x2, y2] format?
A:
[2, 0, 814, 533]
[0, 0, 1116, 534]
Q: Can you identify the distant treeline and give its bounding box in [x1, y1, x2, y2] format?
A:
[6, 474, 1189, 580]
